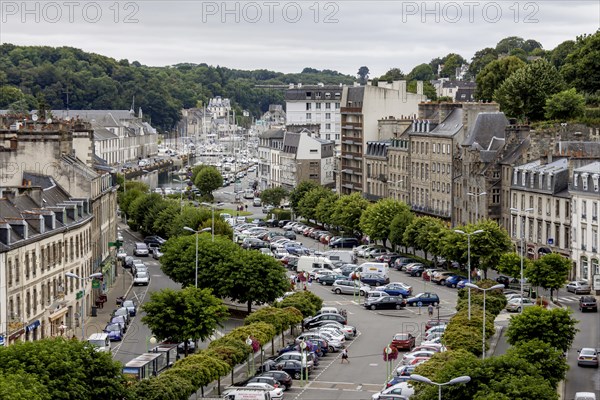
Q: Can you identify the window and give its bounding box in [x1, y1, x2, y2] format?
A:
[537, 220, 542, 242]
[335, 102, 340, 109]
[529, 196, 534, 209]
[537, 198, 542, 214]
[325, 123, 331, 130]
[566, 201, 570, 217]
[325, 113, 331, 120]
[316, 103, 321, 109]
[583, 200, 587, 218]
[306, 113, 311, 120]
[594, 202, 598, 221]
[583, 175, 588, 190]
[492, 188, 500, 204]
[15, 257, 19, 283]
[593, 228, 598, 252]
[512, 193, 517, 208]
[325, 134, 331, 140]
[306, 103, 311, 110]
[8, 259, 12, 285]
[325, 103, 331, 109]
[546, 198, 551, 216]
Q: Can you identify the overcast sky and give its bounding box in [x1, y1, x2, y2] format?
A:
[2, 1, 598, 77]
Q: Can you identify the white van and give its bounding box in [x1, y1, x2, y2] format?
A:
[223, 388, 271, 400]
[87, 333, 111, 353]
[322, 250, 356, 265]
[297, 256, 338, 274]
[575, 393, 597, 400]
[357, 262, 389, 278]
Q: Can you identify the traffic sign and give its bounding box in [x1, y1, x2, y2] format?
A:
[417, 301, 423, 307]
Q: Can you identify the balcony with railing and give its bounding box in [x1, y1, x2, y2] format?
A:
[341, 107, 362, 114]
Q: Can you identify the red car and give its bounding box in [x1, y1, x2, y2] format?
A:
[391, 333, 416, 351]
[425, 319, 449, 331]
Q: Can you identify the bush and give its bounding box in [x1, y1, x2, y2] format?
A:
[273, 209, 291, 221]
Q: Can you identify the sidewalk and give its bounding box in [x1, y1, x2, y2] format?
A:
[87, 266, 134, 334]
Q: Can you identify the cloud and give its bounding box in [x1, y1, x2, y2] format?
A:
[1, 0, 598, 76]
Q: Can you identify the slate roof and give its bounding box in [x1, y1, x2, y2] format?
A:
[462, 112, 508, 150]
[260, 129, 285, 139]
[574, 161, 600, 174]
[412, 108, 463, 137]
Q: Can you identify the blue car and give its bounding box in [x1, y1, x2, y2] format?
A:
[285, 243, 310, 256]
[378, 283, 412, 298]
[445, 275, 468, 288]
[457, 279, 469, 289]
[104, 323, 124, 341]
[359, 273, 390, 287]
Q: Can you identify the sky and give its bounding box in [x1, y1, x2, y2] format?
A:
[1, 1, 599, 77]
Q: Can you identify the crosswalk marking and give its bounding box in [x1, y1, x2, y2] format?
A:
[557, 296, 581, 303]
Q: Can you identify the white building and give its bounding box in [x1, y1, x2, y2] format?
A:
[571, 161, 600, 282]
[285, 83, 343, 149]
[509, 158, 571, 261]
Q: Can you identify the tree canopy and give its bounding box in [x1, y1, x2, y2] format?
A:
[259, 187, 288, 207]
[474, 56, 526, 102]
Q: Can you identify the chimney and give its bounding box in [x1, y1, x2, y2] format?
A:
[9, 136, 18, 150]
[417, 81, 424, 95]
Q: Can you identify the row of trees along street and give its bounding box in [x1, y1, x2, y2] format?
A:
[410, 279, 577, 399]
[287, 181, 572, 298]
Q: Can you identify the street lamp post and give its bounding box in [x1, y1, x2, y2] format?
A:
[201, 202, 225, 242]
[454, 229, 485, 320]
[468, 191, 487, 222]
[465, 283, 505, 359]
[510, 207, 533, 312]
[65, 272, 103, 340]
[409, 374, 471, 400]
[183, 226, 212, 287]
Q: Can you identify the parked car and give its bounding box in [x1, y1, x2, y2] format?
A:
[496, 275, 512, 288]
[505, 297, 536, 312]
[360, 273, 390, 287]
[259, 371, 293, 390]
[391, 333, 416, 351]
[271, 359, 309, 380]
[393, 257, 419, 271]
[577, 347, 599, 367]
[425, 318, 449, 331]
[104, 323, 124, 341]
[283, 231, 297, 240]
[372, 382, 415, 400]
[151, 248, 163, 259]
[315, 321, 357, 339]
[317, 274, 347, 286]
[365, 247, 389, 259]
[401, 350, 436, 365]
[356, 245, 383, 258]
[422, 268, 441, 281]
[456, 278, 469, 289]
[121, 300, 137, 316]
[364, 295, 406, 310]
[117, 248, 127, 261]
[409, 265, 426, 277]
[241, 238, 268, 250]
[296, 332, 344, 352]
[133, 242, 149, 256]
[111, 307, 130, 325]
[144, 235, 166, 246]
[431, 271, 454, 285]
[377, 282, 412, 297]
[339, 264, 360, 277]
[405, 292, 440, 306]
[329, 237, 360, 249]
[245, 382, 283, 399]
[110, 315, 128, 332]
[567, 280, 591, 294]
[133, 271, 149, 286]
[445, 275, 468, 288]
[303, 313, 348, 329]
[331, 279, 371, 296]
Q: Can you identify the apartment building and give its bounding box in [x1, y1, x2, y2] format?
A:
[571, 161, 600, 282]
[285, 83, 343, 147]
[340, 80, 426, 195]
[364, 141, 391, 200]
[509, 158, 571, 262]
[0, 116, 119, 345]
[257, 128, 285, 190]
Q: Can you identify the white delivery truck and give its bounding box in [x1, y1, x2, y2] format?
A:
[356, 262, 389, 278]
[321, 250, 356, 265]
[297, 256, 339, 274]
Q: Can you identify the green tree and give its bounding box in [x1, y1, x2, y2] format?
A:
[314, 191, 338, 226]
[469, 220, 513, 277]
[505, 339, 568, 388]
[550, 40, 576, 69]
[331, 193, 369, 235]
[494, 59, 566, 121]
[297, 187, 332, 221]
[0, 338, 129, 399]
[168, 206, 211, 237]
[141, 287, 229, 355]
[0, 371, 50, 400]
[152, 202, 181, 238]
[128, 193, 163, 232]
[357, 66, 370, 84]
[276, 291, 323, 318]
[439, 53, 466, 78]
[360, 199, 410, 247]
[260, 187, 288, 207]
[289, 181, 319, 213]
[468, 48, 498, 77]
[378, 68, 404, 82]
[474, 56, 526, 101]
[525, 253, 571, 299]
[216, 249, 289, 314]
[388, 207, 415, 251]
[561, 31, 600, 94]
[505, 306, 578, 352]
[407, 63, 435, 81]
[403, 216, 447, 260]
[194, 166, 223, 199]
[496, 252, 532, 280]
[495, 36, 526, 54]
[545, 88, 586, 120]
[131, 373, 194, 400]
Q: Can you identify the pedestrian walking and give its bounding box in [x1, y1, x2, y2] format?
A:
[341, 348, 349, 363]
[428, 304, 434, 318]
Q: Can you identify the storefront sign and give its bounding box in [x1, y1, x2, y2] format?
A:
[26, 320, 40, 333]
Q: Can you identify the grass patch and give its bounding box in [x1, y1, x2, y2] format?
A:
[217, 208, 253, 217]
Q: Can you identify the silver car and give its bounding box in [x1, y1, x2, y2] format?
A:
[332, 279, 371, 296]
[566, 281, 591, 294]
